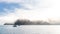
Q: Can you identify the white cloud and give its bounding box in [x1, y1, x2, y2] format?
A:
[15, 8, 60, 22]
[0, 0, 50, 8]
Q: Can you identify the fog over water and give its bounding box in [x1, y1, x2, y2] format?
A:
[0, 0, 60, 34]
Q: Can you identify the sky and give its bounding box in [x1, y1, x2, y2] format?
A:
[0, 0, 60, 25]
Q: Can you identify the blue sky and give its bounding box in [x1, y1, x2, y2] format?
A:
[0, 2, 21, 15]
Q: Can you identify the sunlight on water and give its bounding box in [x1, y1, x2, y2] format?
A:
[0, 25, 60, 34]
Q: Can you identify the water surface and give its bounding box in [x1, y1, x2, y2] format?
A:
[0, 25, 60, 34]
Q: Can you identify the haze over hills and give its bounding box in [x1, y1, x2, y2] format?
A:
[4, 19, 60, 26]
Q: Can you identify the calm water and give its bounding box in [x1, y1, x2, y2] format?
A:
[0, 25, 60, 34]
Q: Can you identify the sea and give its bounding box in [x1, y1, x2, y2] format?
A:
[0, 25, 60, 34]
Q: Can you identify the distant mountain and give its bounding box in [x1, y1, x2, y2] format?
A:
[4, 19, 51, 27]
